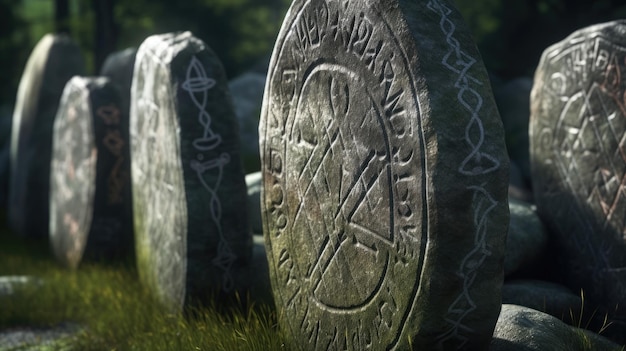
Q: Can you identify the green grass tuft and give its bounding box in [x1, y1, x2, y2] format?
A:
[0, 231, 288, 350]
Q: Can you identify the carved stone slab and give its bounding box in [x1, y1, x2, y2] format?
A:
[100, 47, 137, 118]
[530, 21, 626, 328]
[9, 33, 85, 238]
[49, 76, 133, 269]
[131, 32, 251, 311]
[260, 0, 510, 349]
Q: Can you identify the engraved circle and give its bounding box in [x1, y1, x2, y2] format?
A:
[287, 63, 392, 309]
[262, 0, 427, 348]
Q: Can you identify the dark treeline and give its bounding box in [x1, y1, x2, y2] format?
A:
[1, 0, 626, 107]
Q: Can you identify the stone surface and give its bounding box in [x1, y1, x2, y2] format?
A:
[228, 72, 266, 172]
[8, 33, 85, 238]
[0, 276, 43, 297]
[131, 31, 251, 311]
[260, 0, 510, 349]
[529, 20, 626, 328]
[100, 47, 137, 118]
[245, 171, 262, 235]
[505, 198, 548, 276]
[490, 304, 622, 351]
[0, 323, 81, 351]
[502, 280, 582, 321]
[49, 76, 133, 269]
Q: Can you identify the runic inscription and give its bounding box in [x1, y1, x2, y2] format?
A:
[530, 21, 626, 323]
[262, 0, 509, 349]
[263, 1, 426, 349]
[132, 32, 250, 311]
[49, 77, 133, 269]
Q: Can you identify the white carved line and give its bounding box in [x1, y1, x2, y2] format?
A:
[183, 56, 236, 292]
[426, 0, 500, 348]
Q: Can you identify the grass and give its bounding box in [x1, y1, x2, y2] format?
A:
[0, 230, 288, 351]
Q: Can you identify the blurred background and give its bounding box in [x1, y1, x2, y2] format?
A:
[1, 0, 626, 114]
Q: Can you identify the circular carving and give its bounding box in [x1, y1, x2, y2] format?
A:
[530, 23, 626, 320]
[262, 1, 426, 348]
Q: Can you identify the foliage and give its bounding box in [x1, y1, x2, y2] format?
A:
[2, 1, 626, 113]
[0, 0, 32, 106]
[454, 0, 626, 79]
[111, 0, 291, 77]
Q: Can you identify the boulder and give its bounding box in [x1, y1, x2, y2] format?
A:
[491, 304, 622, 351]
[260, 0, 510, 349]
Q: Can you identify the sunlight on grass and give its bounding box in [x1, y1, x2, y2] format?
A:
[0, 232, 288, 350]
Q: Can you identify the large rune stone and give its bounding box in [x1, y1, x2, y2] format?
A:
[260, 0, 510, 349]
[530, 21, 626, 334]
[49, 76, 133, 269]
[9, 33, 85, 238]
[131, 32, 251, 311]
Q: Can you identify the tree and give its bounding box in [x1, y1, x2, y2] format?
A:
[55, 0, 70, 34]
[93, 0, 117, 72]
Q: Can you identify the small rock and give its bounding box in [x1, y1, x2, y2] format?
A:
[0, 322, 81, 351]
[502, 280, 582, 321]
[228, 72, 265, 172]
[505, 198, 548, 276]
[491, 304, 622, 351]
[0, 276, 43, 297]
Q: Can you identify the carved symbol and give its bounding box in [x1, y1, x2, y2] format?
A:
[97, 104, 121, 125]
[264, 3, 427, 348]
[182, 56, 236, 292]
[183, 56, 220, 150]
[288, 64, 393, 309]
[427, 0, 500, 348]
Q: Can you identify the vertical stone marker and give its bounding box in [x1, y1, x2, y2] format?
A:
[100, 47, 137, 118]
[9, 34, 85, 238]
[260, 0, 510, 350]
[131, 32, 250, 311]
[49, 76, 133, 269]
[530, 21, 626, 331]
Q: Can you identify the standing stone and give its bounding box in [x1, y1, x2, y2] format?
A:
[229, 71, 266, 172]
[260, 0, 510, 349]
[100, 47, 137, 118]
[9, 33, 85, 238]
[49, 76, 133, 269]
[530, 21, 626, 330]
[131, 32, 250, 311]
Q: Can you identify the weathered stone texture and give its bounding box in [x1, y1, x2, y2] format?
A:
[260, 0, 509, 349]
[9, 33, 85, 238]
[530, 21, 626, 329]
[49, 76, 133, 269]
[131, 32, 250, 311]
